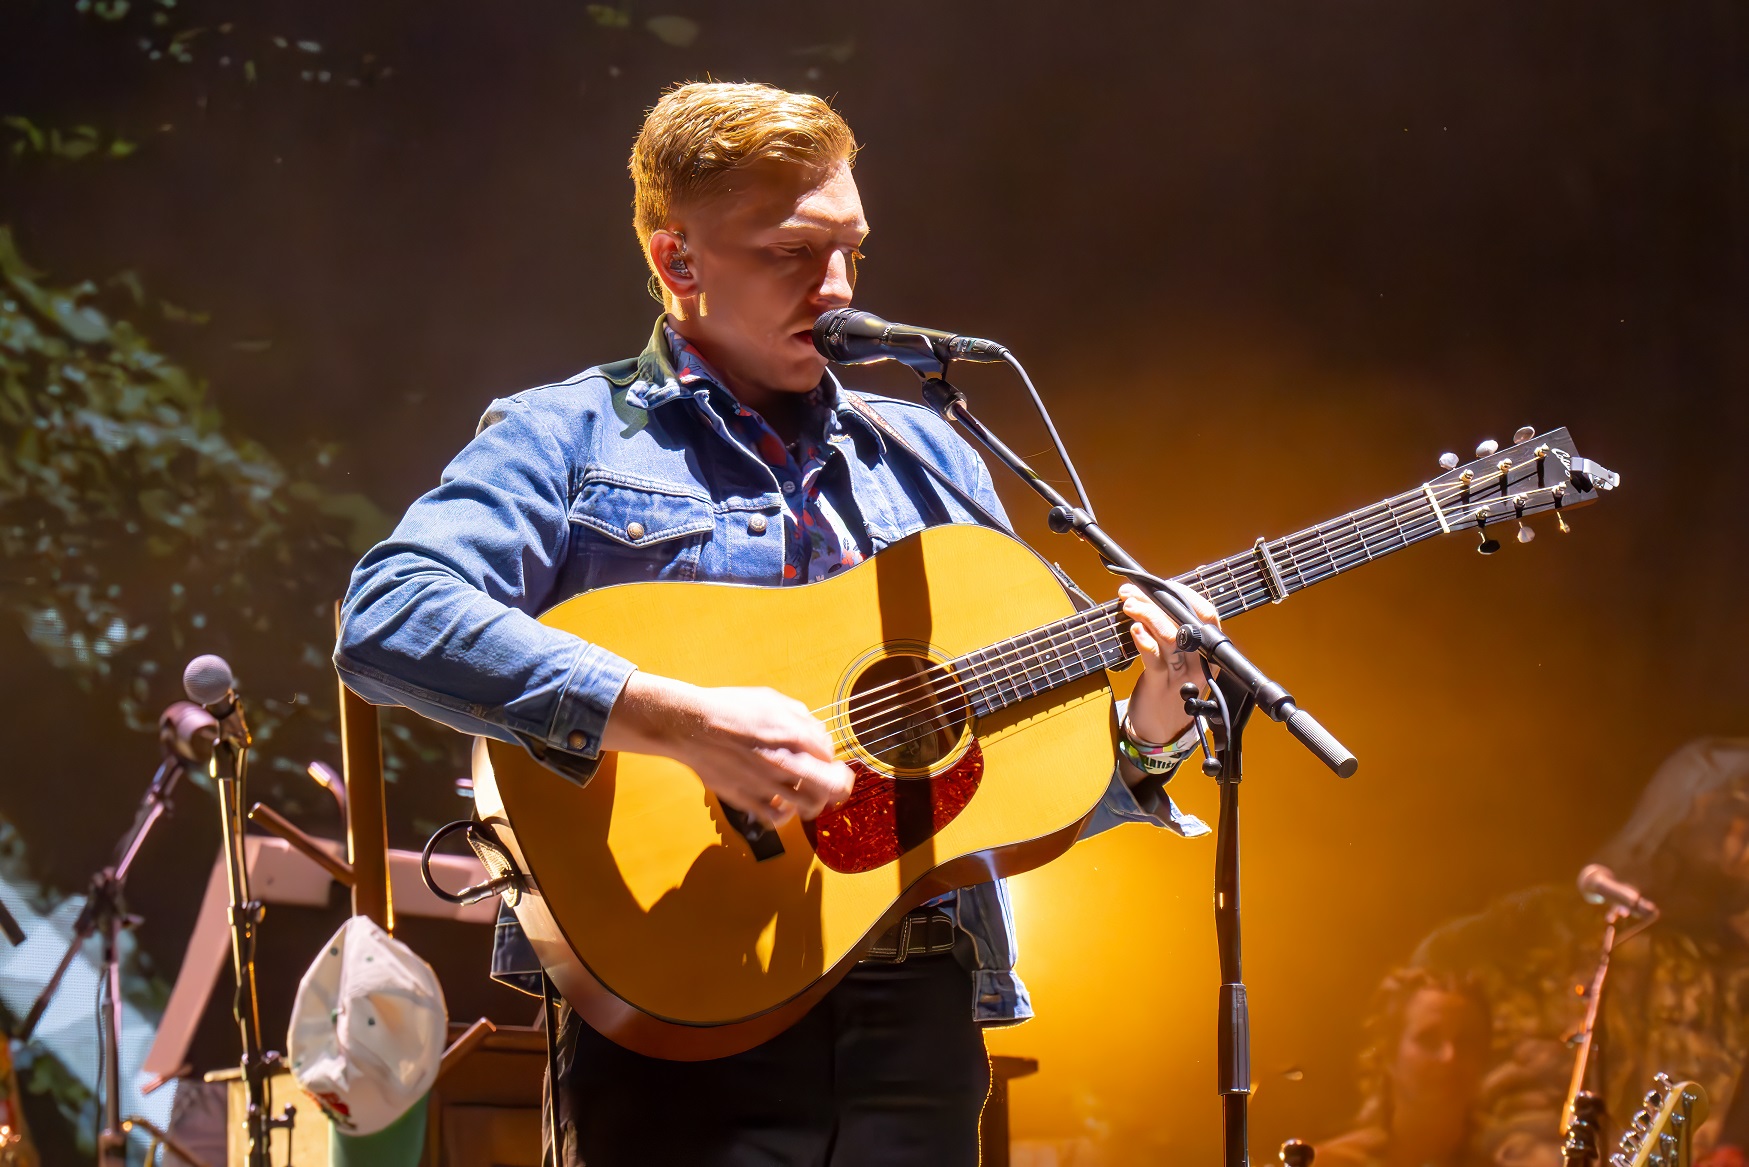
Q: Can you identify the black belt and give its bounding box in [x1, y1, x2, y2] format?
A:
[864, 907, 958, 962]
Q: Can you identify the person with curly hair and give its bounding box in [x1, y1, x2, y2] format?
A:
[1315, 968, 1492, 1167]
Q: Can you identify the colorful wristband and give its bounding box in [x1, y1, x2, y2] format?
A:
[1118, 717, 1197, 777]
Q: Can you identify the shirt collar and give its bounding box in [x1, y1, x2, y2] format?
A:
[649, 317, 845, 426]
[620, 315, 881, 448]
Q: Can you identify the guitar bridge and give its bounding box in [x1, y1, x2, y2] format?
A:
[721, 803, 785, 861]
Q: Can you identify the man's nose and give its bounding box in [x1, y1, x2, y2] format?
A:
[816, 251, 854, 307]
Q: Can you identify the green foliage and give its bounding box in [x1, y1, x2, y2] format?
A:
[0, 227, 389, 746]
[645, 15, 700, 47]
[2, 118, 136, 161]
[586, 5, 631, 28]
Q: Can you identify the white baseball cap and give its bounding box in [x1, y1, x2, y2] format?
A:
[287, 915, 448, 1138]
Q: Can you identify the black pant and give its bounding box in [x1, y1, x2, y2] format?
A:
[551, 954, 990, 1166]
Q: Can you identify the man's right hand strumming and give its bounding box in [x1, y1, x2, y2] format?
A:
[603, 672, 856, 826]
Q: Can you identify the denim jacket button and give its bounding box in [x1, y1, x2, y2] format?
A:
[625, 520, 646, 540]
[566, 730, 587, 750]
[747, 514, 768, 535]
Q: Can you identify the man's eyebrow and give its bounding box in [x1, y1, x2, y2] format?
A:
[773, 214, 869, 236]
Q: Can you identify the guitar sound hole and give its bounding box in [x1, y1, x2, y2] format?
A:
[846, 653, 968, 775]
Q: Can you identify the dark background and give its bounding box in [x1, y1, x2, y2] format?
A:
[2, 0, 1744, 1160]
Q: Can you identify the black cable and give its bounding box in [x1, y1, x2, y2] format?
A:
[997, 349, 1098, 520]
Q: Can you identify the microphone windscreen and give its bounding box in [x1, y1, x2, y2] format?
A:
[813, 308, 886, 362]
[183, 653, 236, 706]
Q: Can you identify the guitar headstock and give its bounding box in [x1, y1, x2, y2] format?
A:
[1426, 425, 1621, 552]
[1611, 1074, 1709, 1167]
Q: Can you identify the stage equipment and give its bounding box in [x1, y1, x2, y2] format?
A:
[814, 308, 1097, 518]
[182, 654, 296, 1167]
[1578, 864, 1659, 918]
[812, 308, 1008, 369]
[1561, 868, 1662, 1167]
[1279, 1140, 1315, 1166]
[819, 316, 1619, 1166]
[15, 700, 215, 1166]
[1609, 1075, 1707, 1167]
[468, 398, 1617, 1073]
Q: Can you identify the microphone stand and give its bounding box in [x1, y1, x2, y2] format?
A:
[1558, 904, 1656, 1167]
[910, 369, 1357, 1167]
[209, 700, 295, 1167]
[18, 756, 186, 1167]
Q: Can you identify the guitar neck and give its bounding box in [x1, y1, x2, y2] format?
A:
[953, 483, 1452, 717]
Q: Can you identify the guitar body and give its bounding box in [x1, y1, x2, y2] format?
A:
[472, 524, 1118, 1060]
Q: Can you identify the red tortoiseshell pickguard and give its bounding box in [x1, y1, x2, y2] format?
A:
[803, 741, 985, 874]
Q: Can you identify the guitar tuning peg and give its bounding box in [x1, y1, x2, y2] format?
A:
[1516, 521, 1535, 543]
[1438, 452, 1460, 470]
[1477, 531, 1501, 555]
[1475, 438, 1499, 458]
[1557, 512, 1571, 534]
[1514, 425, 1536, 443]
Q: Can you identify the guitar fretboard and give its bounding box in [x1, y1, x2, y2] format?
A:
[950, 480, 1463, 717]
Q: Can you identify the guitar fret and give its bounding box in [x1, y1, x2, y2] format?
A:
[1383, 497, 1409, 548]
[1221, 557, 1247, 610]
[1017, 627, 1046, 700]
[1273, 536, 1306, 596]
[1312, 522, 1340, 582]
[1058, 616, 1093, 684]
[1348, 509, 1375, 561]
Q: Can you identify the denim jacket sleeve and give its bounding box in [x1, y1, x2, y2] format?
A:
[1081, 698, 1210, 840]
[333, 394, 635, 778]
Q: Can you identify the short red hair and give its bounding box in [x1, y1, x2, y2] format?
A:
[629, 81, 858, 249]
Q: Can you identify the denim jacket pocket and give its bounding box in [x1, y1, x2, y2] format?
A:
[568, 473, 714, 589]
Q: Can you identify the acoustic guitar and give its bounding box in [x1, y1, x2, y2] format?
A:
[471, 425, 1618, 1059]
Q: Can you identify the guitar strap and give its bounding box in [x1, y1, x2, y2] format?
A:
[839, 389, 1098, 613]
[839, 390, 1010, 534]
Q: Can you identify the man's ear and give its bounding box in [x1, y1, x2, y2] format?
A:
[648, 229, 699, 304]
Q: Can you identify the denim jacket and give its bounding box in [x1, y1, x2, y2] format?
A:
[335, 318, 1208, 1025]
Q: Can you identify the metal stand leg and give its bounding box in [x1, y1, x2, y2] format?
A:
[1207, 676, 1256, 1167]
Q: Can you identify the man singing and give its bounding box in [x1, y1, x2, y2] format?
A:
[337, 80, 1215, 1166]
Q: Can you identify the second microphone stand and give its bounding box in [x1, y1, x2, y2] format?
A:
[208, 702, 296, 1167]
[911, 371, 1356, 1167]
[17, 757, 187, 1167]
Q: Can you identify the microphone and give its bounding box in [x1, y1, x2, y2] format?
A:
[159, 700, 219, 767]
[182, 653, 237, 713]
[813, 309, 1007, 371]
[1577, 863, 1659, 918]
[183, 653, 251, 752]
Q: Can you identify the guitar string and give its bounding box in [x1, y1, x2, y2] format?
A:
[830, 498, 1452, 762]
[818, 473, 1539, 752]
[832, 473, 1566, 763]
[811, 482, 1427, 738]
[813, 466, 1530, 731]
[824, 477, 1545, 758]
[827, 481, 1514, 756]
